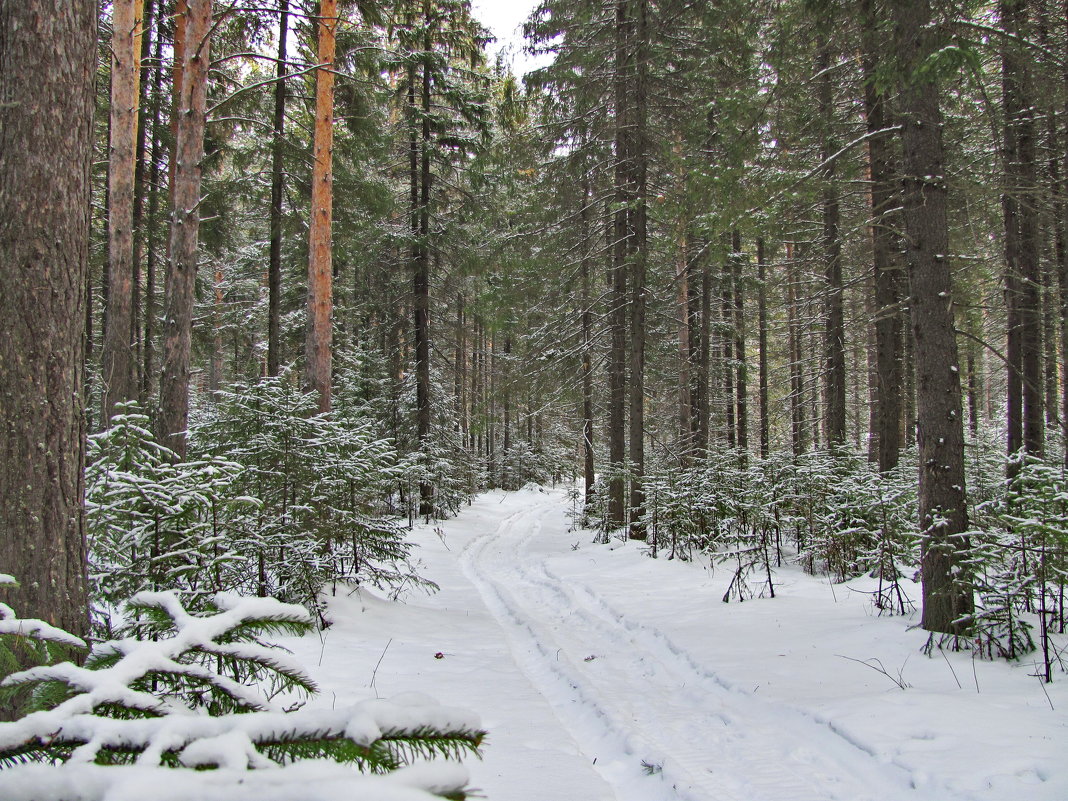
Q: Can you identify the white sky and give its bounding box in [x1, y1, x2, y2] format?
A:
[471, 0, 553, 78]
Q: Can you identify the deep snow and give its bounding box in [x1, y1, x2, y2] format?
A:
[285, 485, 1068, 800]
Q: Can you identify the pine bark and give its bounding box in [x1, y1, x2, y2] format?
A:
[305, 0, 336, 413]
[131, 0, 154, 395]
[142, 20, 164, 405]
[892, 0, 973, 635]
[0, 0, 95, 639]
[102, 0, 145, 424]
[159, 0, 211, 458]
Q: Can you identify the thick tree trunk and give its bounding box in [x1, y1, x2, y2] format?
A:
[102, 0, 145, 424]
[267, 0, 289, 377]
[305, 0, 336, 413]
[892, 0, 973, 636]
[0, 0, 95, 640]
[159, 0, 211, 458]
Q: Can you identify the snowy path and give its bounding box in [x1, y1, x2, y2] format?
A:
[458, 495, 948, 801]
[293, 487, 1067, 801]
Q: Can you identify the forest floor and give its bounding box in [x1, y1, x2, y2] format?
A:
[284, 486, 1068, 801]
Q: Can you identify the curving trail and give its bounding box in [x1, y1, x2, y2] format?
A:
[459, 495, 962, 801]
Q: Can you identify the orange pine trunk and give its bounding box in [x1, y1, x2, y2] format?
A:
[102, 0, 144, 423]
[305, 0, 337, 413]
[159, 0, 210, 458]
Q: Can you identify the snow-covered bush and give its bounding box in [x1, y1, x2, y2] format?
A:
[963, 452, 1068, 669]
[0, 592, 484, 801]
[192, 376, 435, 617]
[0, 576, 88, 715]
[86, 403, 252, 626]
[634, 450, 920, 604]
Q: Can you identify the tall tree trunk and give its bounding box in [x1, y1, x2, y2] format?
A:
[503, 336, 512, 487]
[722, 238, 736, 450]
[1001, 0, 1044, 461]
[414, 17, 433, 515]
[892, 0, 973, 636]
[131, 0, 155, 395]
[0, 0, 95, 642]
[862, 0, 904, 471]
[581, 178, 597, 498]
[818, 36, 847, 450]
[168, 0, 188, 208]
[733, 230, 748, 457]
[456, 291, 467, 445]
[102, 0, 145, 424]
[305, 0, 336, 413]
[627, 0, 649, 539]
[142, 15, 165, 404]
[757, 237, 770, 458]
[209, 266, 224, 392]
[676, 218, 692, 461]
[607, 0, 631, 531]
[159, 0, 211, 459]
[787, 243, 806, 455]
[1057, 7, 1068, 463]
[267, 0, 289, 377]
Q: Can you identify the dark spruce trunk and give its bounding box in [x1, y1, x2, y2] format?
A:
[892, 0, 973, 636]
[818, 36, 847, 450]
[862, 0, 904, 471]
[267, 0, 289, 377]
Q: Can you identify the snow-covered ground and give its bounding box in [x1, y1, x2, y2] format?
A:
[286, 486, 1068, 801]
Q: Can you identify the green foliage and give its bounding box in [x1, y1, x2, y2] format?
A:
[86, 403, 251, 623]
[0, 577, 88, 717]
[88, 390, 436, 627]
[193, 375, 436, 613]
[0, 592, 484, 791]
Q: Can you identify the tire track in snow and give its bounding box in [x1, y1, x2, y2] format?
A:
[460, 494, 970, 801]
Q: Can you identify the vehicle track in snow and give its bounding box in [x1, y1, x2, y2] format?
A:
[459, 495, 968, 801]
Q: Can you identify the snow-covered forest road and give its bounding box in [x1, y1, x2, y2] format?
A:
[286, 487, 1067, 801]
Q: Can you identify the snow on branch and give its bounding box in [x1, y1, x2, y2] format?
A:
[0, 590, 484, 799]
[0, 760, 472, 801]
